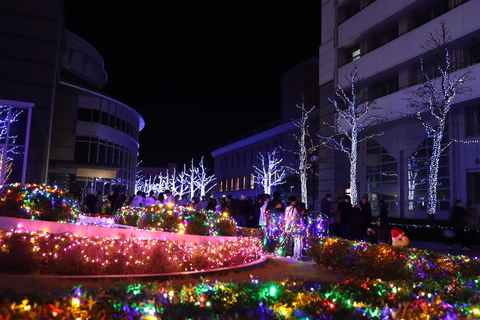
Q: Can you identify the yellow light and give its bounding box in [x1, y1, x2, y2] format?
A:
[72, 297, 80, 308]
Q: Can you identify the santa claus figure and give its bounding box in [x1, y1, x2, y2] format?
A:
[391, 227, 410, 247]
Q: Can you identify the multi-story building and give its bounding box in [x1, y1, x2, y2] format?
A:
[0, 1, 144, 195]
[318, 0, 480, 220]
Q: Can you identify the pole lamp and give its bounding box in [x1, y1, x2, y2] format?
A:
[310, 155, 318, 211]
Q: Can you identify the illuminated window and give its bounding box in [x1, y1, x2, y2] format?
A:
[242, 176, 246, 190]
[250, 174, 255, 189]
[230, 178, 234, 191]
[235, 177, 240, 191]
[219, 180, 223, 192]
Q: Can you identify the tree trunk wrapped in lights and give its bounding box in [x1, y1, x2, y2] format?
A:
[404, 21, 473, 218]
[283, 104, 319, 209]
[317, 68, 383, 203]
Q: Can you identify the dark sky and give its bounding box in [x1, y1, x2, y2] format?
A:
[64, 1, 320, 168]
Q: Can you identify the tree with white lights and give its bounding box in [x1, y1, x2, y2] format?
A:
[283, 104, 319, 208]
[405, 22, 473, 218]
[135, 158, 216, 202]
[253, 147, 287, 195]
[317, 68, 383, 203]
[0, 105, 24, 183]
[194, 156, 217, 199]
[185, 159, 199, 200]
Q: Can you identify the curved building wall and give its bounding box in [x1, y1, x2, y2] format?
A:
[50, 82, 144, 196]
[63, 31, 107, 89]
[49, 31, 145, 198]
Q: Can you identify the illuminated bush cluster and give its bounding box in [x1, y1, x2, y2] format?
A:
[0, 184, 79, 222]
[307, 237, 480, 281]
[116, 206, 238, 236]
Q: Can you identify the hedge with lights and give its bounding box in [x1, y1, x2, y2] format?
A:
[0, 230, 263, 275]
[0, 184, 79, 222]
[307, 237, 480, 281]
[115, 205, 239, 236]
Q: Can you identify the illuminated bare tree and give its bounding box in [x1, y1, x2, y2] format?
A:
[404, 21, 473, 218]
[185, 159, 199, 200]
[253, 147, 287, 195]
[194, 157, 217, 198]
[317, 68, 383, 203]
[0, 105, 23, 183]
[283, 104, 318, 208]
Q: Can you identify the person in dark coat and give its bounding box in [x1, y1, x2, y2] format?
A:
[358, 195, 372, 231]
[108, 186, 126, 215]
[447, 200, 469, 250]
[351, 203, 366, 241]
[236, 194, 253, 228]
[339, 195, 353, 239]
[366, 217, 391, 245]
[84, 190, 97, 214]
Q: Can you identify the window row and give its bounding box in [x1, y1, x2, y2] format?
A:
[220, 143, 281, 172]
[339, 0, 471, 67]
[77, 107, 139, 140]
[219, 175, 256, 193]
[74, 136, 136, 169]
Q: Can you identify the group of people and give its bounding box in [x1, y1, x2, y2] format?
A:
[321, 193, 409, 247]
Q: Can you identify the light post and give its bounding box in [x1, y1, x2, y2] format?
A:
[310, 155, 318, 211]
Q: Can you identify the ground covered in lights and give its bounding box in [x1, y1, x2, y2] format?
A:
[2, 254, 480, 319]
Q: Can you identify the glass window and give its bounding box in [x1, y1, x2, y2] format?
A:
[77, 108, 92, 121]
[466, 106, 480, 137]
[366, 140, 398, 209]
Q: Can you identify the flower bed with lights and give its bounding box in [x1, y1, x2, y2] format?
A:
[0, 230, 263, 276]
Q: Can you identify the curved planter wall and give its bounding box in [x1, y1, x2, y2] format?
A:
[0, 216, 237, 244]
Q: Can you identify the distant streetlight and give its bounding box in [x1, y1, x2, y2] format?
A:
[310, 155, 318, 210]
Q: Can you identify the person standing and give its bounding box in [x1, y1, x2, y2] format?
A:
[320, 193, 334, 235]
[164, 190, 176, 206]
[339, 195, 353, 239]
[447, 200, 469, 250]
[84, 189, 97, 213]
[130, 191, 144, 207]
[284, 196, 304, 259]
[236, 194, 252, 228]
[331, 196, 343, 237]
[95, 191, 104, 214]
[108, 186, 126, 215]
[379, 199, 388, 222]
[358, 195, 372, 231]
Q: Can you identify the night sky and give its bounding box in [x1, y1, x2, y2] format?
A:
[64, 1, 320, 168]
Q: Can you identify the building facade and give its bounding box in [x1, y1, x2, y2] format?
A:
[318, 0, 480, 220]
[0, 1, 144, 196]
